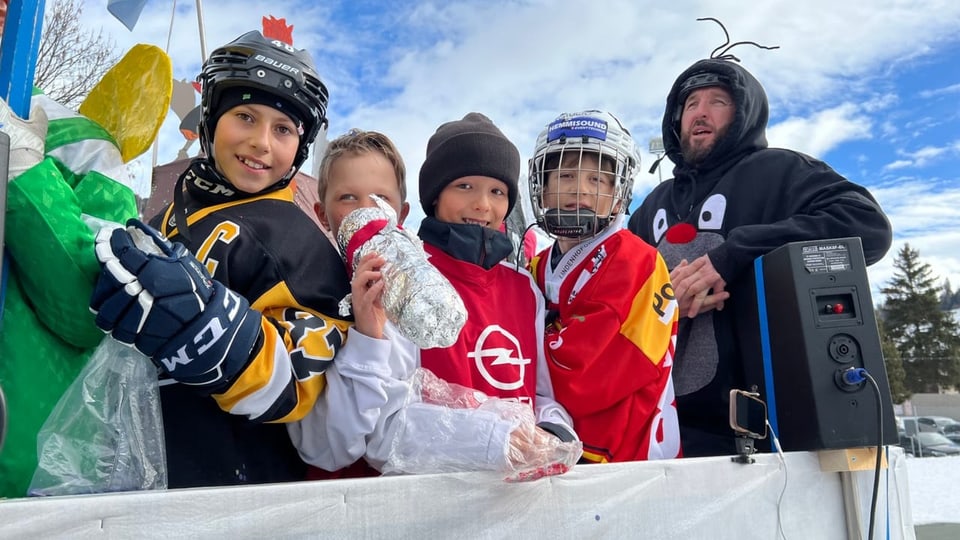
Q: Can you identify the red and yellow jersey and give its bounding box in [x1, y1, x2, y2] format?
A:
[531, 227, 681, 462]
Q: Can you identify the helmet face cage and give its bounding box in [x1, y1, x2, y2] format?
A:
[198, 31, 330, 174]
[529, 110, 640, 239]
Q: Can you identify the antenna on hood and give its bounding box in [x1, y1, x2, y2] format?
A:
[698, 17, 780, 62]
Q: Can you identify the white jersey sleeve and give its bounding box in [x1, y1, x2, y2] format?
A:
[290, 323, 520, 474]
[287, 327, 394, 471]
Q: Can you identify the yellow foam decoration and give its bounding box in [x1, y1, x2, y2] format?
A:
[79, 44, 173, 163]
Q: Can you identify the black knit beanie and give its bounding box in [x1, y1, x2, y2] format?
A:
[418, 112, 521, 217]
[210, 87, 304, 135]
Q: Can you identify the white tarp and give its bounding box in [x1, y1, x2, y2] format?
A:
[0, 450, 914, 539]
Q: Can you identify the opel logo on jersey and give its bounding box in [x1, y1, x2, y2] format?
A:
[468, 324, 531, 391]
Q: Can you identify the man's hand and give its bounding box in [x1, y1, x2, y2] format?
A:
[670, 255, 730, 319]
[90, 219, 260, 387]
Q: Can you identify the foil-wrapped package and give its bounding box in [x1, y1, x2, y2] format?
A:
[337, 196, 467, 349]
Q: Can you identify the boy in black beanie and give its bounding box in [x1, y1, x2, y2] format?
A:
[418, 112, 520, 219]
[293, 113, 582, 480]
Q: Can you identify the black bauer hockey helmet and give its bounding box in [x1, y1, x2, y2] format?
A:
[198, 31, 330, 173]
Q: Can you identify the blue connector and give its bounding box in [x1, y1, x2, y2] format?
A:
[841, 367, 868, 386]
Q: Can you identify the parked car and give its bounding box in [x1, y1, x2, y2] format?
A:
[898, 416, 920, 436]
[899, 431, 960, 457]
[942, 423, 960, 444]
[898, 415, 960, 435]
[916, 415, 960, 433]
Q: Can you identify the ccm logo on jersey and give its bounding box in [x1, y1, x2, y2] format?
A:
[158, 289, 243, 374]
[254, 54, 300, 75]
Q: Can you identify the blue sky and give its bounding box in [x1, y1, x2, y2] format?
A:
[78, 0, 960, 300]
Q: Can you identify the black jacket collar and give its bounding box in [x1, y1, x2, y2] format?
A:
[418, 217, 513, 270]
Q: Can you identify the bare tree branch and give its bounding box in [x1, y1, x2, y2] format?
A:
[34, 0, 121, 109]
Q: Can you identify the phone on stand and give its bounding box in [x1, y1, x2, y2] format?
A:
[729, 389, 768, 440]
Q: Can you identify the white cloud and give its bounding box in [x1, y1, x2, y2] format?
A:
[72, 0, 960, 298]
[920, 83, 960, 98]
[867, 179, 960, 294]
[766, 103, 871, 158]
[885, 160, 913, 171]
[882, 141, 960, 170]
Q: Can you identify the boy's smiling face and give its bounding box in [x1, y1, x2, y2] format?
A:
[212, 103, 300, 193]
[434, 175, 509, 229]
[317, 151, 409, 236]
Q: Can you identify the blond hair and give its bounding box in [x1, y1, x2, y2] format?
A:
[317, 129, 406, 202]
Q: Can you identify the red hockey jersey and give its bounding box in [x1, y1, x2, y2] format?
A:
[420, 243, 539, 404]
[531, 226, 681, 462]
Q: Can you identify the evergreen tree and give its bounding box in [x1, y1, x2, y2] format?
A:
[878, 320, 909, 403]
[941, 279, 955, 311]
[881, 244, 960, 392]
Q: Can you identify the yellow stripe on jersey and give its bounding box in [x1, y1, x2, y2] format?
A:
[277, 378, 325, 422]
[159, 188, 294, 238]
[214, 282, 350, 422]
[214, 317, 288, 414]
[580, 449, 610, 464]
[251, 280, 311, 314]
[620, 256, 678, 365]
[529, 253, 543, 279]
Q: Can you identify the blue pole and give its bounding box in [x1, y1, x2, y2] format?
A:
[0, 0, 46, 117]
[0, 0, 47, 321]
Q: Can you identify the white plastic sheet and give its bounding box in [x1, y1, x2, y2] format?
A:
[0, 450, 914, 539]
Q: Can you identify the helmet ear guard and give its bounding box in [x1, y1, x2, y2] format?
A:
[528, 110, 641, 240]
[198, 31, 330, 174]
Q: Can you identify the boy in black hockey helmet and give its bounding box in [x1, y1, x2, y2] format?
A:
[90, 31, 352, 488]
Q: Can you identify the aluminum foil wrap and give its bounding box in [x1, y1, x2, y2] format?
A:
[337, 196, 467, 349]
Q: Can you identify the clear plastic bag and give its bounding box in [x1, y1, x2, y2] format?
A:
[383, 368, 581, 482]
[28, 338, 167, 496]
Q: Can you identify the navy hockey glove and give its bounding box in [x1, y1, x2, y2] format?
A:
[90, 219, 261, 388]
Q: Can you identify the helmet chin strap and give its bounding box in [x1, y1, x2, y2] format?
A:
[542, 208, 604, 239]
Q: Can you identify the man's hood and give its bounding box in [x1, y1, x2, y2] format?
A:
[661, 59, 769, 173]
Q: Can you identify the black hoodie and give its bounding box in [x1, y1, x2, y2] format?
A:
[627, 59, 892, 456]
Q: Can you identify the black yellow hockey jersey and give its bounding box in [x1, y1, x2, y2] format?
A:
[151, 170, 351, 488]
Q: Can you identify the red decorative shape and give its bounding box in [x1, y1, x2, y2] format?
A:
[665, 223, 697, 244]
[262, 15, 294, 45]
[191, 81, 201, 93]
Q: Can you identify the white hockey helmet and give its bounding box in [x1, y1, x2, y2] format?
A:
[528, 110, 640, 239]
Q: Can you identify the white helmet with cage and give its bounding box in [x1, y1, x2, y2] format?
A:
[528, 110, 641, 239]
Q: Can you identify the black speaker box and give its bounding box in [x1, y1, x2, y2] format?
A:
[742, 237, 897, 451]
